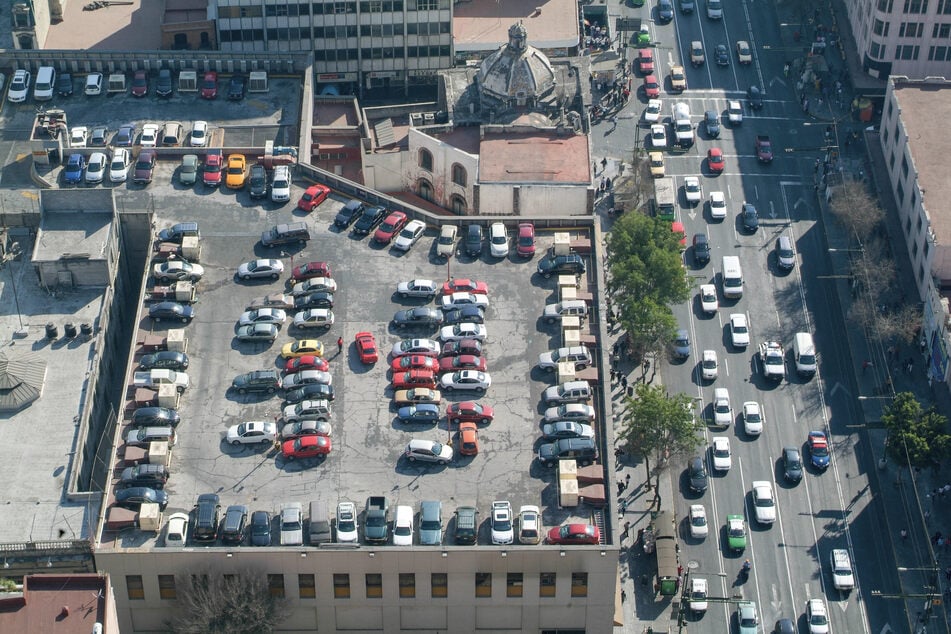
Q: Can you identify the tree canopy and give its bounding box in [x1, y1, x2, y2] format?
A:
[882, 391, 951, 469]
[168, 571, 287, 634]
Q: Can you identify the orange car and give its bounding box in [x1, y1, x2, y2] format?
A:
[225, 154, 247, 189]
[459, 422, 479, 455]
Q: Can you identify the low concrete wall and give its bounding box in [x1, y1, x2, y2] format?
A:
[0, 49, 311, 75]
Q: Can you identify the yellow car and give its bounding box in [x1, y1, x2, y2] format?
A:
[649, 151, 666, 177]
[394, 387, 441, 406]
[225, 153, 247, 189]
[670, 65, 687, 92]
[281, 339, 326, 359]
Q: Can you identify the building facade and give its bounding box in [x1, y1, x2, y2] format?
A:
[845, 0, 951, 78]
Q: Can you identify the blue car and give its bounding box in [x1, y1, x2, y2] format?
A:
[672, 329, 691, 359]
[807, 431, 830, 469]
[397, 404, 441, 424]
[64, 153, 86, 184]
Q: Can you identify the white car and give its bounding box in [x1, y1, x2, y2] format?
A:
[684, 176, 702, 205]
[293, 308, 335, 329]
[7, 69, 30, 103]
[712, 437, 732, 471]
[85, 152, 106, 184]
[394, 219, 426, 251]
[518, 505, 542, 544]
[391, 338, 441, 357]
[237, 258, 284, 280]
[650, 124, 668, 148]
[489, 222, 509, 258]
[806, 598, 830, 634]
[699, 284, 718, 313]
[730, 313, 750, 348]
[543, 403, 596, 423]
[439, 292, 490, 311]
[490, 501, 514, 545]
[440, 370, 491, 393]
[189, 120, 209, 147]
[701, 349, 719, 380]
[752, 480, 776, 524]
[335, 501, 359, 543]
[713, 388, 733, 425]
[291, 277, 338, 296]
[109, 148, 131, 183]
[393, 505, 414, 545]
[238, 308, 287, 328]
[397, 279, 438, 299]
[436, 224, 458, 259]
[140, 123, 159, 148]
[440, 323, 487, 342]
[728, 100, 744, 125]
[280, 502, 304, 546]
[689, 504, 709, 539]
[689, 577, 708, 613]
[644, 99, 662, 123]
[270, 165, 291, 202]
[70, 126, 88, 148]
[165, 512, 189, 545]
[709, 191, 727, 219]
[742, 401, 764, 435]
[226, 421, 278, 446]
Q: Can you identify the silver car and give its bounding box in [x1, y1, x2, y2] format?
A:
[237, 259, 285, 281]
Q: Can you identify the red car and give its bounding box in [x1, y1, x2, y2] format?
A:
[446, 401, 494, 425]
[203, 153, 222, 187]
[200, 71, 218, 99]
[516, 223, 535, 258]
[440, 339, 482, 358]
[671, 221, 687, 247]
[282, 435, 332, 460]
[291, 261, 333, 281]
[297, 184, 331, 212]
[707, 148, 725, 173]
[643, 74, 660, 98]
[374, 211, 408, 244]
[131, 70, 148, 97]
[441, 278, 489, 296]
[439, 355, 487, 373]
[285, 355, 330, 374]
[546, 523, 600, 545]
[392, 370, 437, 390]
[391, 355, 438, 372]
[354, 331, 379, 364]
[637, 49, 655, 74]
[458, 422, 479, 456]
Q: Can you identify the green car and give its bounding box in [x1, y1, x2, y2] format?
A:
[179, 154, 199, 186]
[736, 601, 758, 634]
[726, 514, 747, 551]
[637, 25, 651, 46]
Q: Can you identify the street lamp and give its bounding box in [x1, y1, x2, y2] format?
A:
[2, 241, 25, 334]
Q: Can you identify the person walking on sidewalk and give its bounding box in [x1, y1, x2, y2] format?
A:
[337, 336, 344, 355]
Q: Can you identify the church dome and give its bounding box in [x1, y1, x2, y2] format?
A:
[477, 22, 556, 104]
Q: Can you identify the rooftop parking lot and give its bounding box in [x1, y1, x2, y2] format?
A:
[106, 162, 602, 548]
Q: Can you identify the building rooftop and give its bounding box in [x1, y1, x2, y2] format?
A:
[0, 574, 114, 634]
[479, 129, 591, 183]
[44, 0, 163, 51]
[453, 0, 579, 52]
[34, 213, 113, 263]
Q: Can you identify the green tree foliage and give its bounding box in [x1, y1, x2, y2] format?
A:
[882, 392, 951, 469]
[168, 571, 287, 634]
[606, 212, 690, 356]
[618, 384, 703, 506]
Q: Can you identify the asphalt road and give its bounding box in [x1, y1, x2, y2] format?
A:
[593, 0, 909, 632]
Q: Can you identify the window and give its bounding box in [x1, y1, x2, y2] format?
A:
[917, 212, 922, 232]
[126, 575, 145, 600]
[933, 23, 951, 37]
[451, 164, 467, 186]
[870, 41, 887, 58]
[399, 573, 416, 598]
[431, 573, 448, 598]
[900, 22, 923, 36]
[268, 574, 285, 599]
[475, 573, 492, 598]
[418, 148, 433, 171]
[507, 573, 523, 598]
[334, 574, 351, 599]
[898, 182, 906, 204]
[299, 574, 316, 599]
[903, 0, 928, 12]
[941, 0, 951, 13]
[158, 575, 176, 600]
[414, 0, 439, 8]
[874, 19, 890, 35]
[366, 574, 383, 598]
[929, 45, 951, 60]
[570, 572, 588, 597]
[879, 0, 894, 10]
[540, 572, 556, 597]
[902, 155, 909, 179]
[451, 195, 467, 215]
[895, 44, 920, 59]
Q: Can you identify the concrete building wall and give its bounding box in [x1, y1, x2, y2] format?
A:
[478, 183, 589, 217]
[407, 128, 477, 213]
[847, 0, 951, 78]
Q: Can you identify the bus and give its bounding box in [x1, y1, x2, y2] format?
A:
[653, 177, 676, 220]
[653, 510, 680, 595]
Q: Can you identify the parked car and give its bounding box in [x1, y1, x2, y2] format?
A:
[280, 502, 304, 545]
[226, 421, 278, 446]
[465, 224, 483, 256]
[489, 222, 509, 258]
[391, 338, 441, 358]
[228, 74, 246, 100]
[393, 307, 443, 329]
[442, 279, 489, 295]
[149, 301, 193, 323]
[282, 435, 332, 460]
[518, 505, 542, 544]
[237, 259, 284, 281]
[203, 152, 222, 187]
[404, 438, 453, 464]
[238, 308, 287, 328]
[63, 154, 86, 184]
[271, 165, 291, 203]
[374, 211, 408, 244]
[115, 486, 169, 511]
[537, 254, 585, 278]
[85, 152, 106, 184]
[546, 523, 600, 545]
[70, 126, 88, 148]
[189, 120, 209, 147]
[133, 150, 157, 184]
[516, 222, 536, 257]
[179, 154, 199, 185]
[231, 369, 281, 394]
[200, 71, 218, 99]
[250, 510, 271, 546]
[490, 501, 514, 544]
[131, 70, 148, 97]
[115, 124, 136, 147]
[225, 154, 248, 188]
[397, 279, 437, 299]
[139, 351, 189, 371]
[394, 219, 426, 251]
[397, 403, 441, 424]
[440, 370, 491, 393]
[297, 184, 331, 212]
[153, 260, 204, 283]
[446, 401, 494, 425]
[130, 406, 181, 428]
[7, 69, 30, 103]
[234, 323, 279, 342]
[436, 225, 458, 259]
[352, 205, 387, 235]
[285, 354, 332, 373]
[155, 69, 173, 97]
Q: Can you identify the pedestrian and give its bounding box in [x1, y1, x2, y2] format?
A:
[606, 177, 613, 190]
[621, 589, 627, 602]
[617, 482, 624, 496]
[621, 375, 629, 390]
[626, 473, 631, 486]
[677, 565, 684, 577]
[862, 359, 873, 373]
[337, 336, 344, 354]
[907, 360, 914, 374]
[619, 500, 627, 514]
[624, 521, 631, 537]
[601, 157, 608, 170]
[901, 528, 908, 540]
[945, 566, 951, 582]
[615, 446, 623, 460]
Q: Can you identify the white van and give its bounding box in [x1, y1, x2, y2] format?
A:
[721, 256, 743, 298]
[34, 66, 56, 101]
[794, 332, 817, 377]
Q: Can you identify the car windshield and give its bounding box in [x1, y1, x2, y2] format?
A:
[135, 158, 151, 169]
[228, 164, 243, 175]
[755, 495, 773, 508]
[714, 447, 729, 458]
[812, 443, 828, 456]
[746, 411, 760, 421]
[691, 515, 705, 526]
[729, 524, 744, 537]
[733, 323, 747, 333]
[496, 517, 512, 531]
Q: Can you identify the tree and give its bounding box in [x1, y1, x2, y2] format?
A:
[617, 384, 703, 508]
[829, 180, 885, 242]
[167, 571, 288, 634]
[882, 391, 951, 469]
[611, 151, 653, 215]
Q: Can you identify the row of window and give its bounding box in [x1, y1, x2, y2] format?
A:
[875, 20, 951, 37]
[314, 45, 450, 61]
[876, 0, 951, 13]
[220, 23, 449, 42]
[417, 150, 468, 187]
[127, 571, 589, 601]
[219, 0, 446, 18]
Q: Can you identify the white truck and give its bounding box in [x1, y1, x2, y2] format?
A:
[133, 369, 189, 393]
[672, 102, 694, 147]
[759, 341, 785, 381]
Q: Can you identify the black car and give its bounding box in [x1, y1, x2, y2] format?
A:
[193, 493, 221, 543]
[465, 225, 483, 256]
[283, 383, 335, 405]
[334, 199, 365, 228]
[250, 510, 272, 546]
[715, 44, 730, 66]
[221, 504, 250, 545]
[119, 464, 170, 489]
[149, 301, 194, 323]
[114, 487, 169, 511]
[657, 0, 675, 22]
[687, 456, 708, 492]
[228, 75, 246, 100]
[741, 202, 759, 232]
[440, 338, 483, 357]
[131, 406, 181, 428]
[231, 369, 281, 394]
[56, 72, 73, 97]
[393, 307, 444, 329]
[352, 205, 387, 234]
[537, 253, 586, 278]
[443, 306, 486, 325]
[782, 446, 803, 483]
[692, 234, 710, 265]
[138, 351, 189, 371]
[158, 222, 199, 243]
[248, 164, 267, 198]
[294, 291, 334, 310]
[156, 69, 173, 97]
[748, 85, 764, 109]
[704, 110, 720, 138]
[397, 404, 441, 424]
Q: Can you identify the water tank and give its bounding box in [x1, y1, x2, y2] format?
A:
[80, 323, 93, 337]
[64, 323, 77, 338]
[45, 323, 58, 340]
